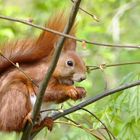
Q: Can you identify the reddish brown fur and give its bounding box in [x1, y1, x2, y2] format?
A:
[0, 13, 76, 74]
[0, 77, 32, 131]
[0, 13, 86, 132]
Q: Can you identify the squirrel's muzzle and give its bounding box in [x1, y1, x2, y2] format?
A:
[73, 73, 86, 82]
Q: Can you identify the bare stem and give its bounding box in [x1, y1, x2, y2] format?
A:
[82, 108, 115, 140]
[55, 119, 104, 140]
[0, 16, 140, 49]
[70, 0, 99, 22]
[87, 61, 140, 71]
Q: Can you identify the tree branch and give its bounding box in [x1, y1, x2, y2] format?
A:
[31, 80, 140, 138]
[21, 0, 81, 140]
[52, 80, 140, 120]
[0, 16, 140, 49]
[87, 61, 140, 71]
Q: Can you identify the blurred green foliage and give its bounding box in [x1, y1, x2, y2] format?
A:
[0, 0, 140, 140]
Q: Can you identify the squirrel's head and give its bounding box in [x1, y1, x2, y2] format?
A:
[53, 39, 87, 85]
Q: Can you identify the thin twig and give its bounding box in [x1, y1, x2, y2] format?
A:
[63, 116, 78, 125]
[0, 16, 140, 49]
[87, 61, 140, 71]
[21, 1, 82, 140]
[55, 119, 104, 140]
[0, 51, 38, 87]
[63, 116, 107, 140]
[40, 107, 64, 113]
[82, 108, 116, 140]
[40, 109, 59, 113]
[82, 108, 112, 140]
[70, 0, 99, 22]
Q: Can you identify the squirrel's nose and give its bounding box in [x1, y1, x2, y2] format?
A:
[79, 76, 86, 82]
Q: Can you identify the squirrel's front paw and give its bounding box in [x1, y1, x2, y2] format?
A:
[67, 87, 86, 100]
[75, 87, 86, 99]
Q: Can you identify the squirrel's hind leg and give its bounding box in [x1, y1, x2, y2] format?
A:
[0, 81, 32, 132]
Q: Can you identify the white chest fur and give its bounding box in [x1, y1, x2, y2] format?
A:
[30, 95, 57, 120]
[30, 94, 37, 107]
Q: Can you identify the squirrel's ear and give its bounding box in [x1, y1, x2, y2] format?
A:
[63, 39, 76, 51]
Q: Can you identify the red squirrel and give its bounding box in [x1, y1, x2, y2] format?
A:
[0, 13, 87, 132]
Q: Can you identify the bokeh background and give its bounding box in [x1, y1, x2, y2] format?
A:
[0, 0, 140, 140]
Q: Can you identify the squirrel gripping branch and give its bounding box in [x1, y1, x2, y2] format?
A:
[0, 13, 87, 132]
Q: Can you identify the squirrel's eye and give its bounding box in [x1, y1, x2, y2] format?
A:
[67, 60, 73, 67]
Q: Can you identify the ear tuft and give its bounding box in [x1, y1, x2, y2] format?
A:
[63, 38, 76, 51]
[37, 12, 77, 54]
